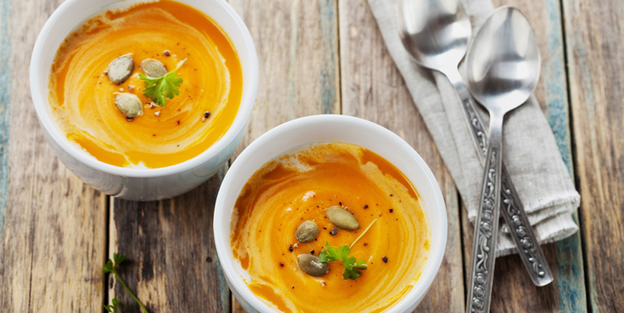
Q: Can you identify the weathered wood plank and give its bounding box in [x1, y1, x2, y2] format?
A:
[228, 0, 340, 159]
[562, 0, 624, 311]
[0, 0, 11, 236]
[461, 0, 587, 312]
[0, 0, 108, 312]
[226, 0, 340, 311]
[338, 1, 465, 311]
[109, 168, 230, 313]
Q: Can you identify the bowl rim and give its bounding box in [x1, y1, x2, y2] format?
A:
[29, 0, 259, 178]
[214, 114, 448, 313]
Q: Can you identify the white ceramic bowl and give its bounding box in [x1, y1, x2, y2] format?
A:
[214, 115, 448, 313]
[30, 0, 258, 201]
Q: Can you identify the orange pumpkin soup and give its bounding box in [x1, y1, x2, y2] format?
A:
[48, 0, 243, 168]
[231, 143, 430, 313]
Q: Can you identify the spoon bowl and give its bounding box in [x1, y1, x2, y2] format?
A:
[398, 0, 471, 72]
[467, 6, 540, 113]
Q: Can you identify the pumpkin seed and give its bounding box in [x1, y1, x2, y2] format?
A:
[108, 54, 134, 84]
[114, 93, 143, 118]
[326, 206, 359, 231]
[295, 220, 319, 243]
[297, 254, 328, 277]
[141, 58, 168, 78]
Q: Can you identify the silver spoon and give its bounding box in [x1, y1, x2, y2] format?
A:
[398, 0, 552, 288]
[464, 6, 542, 312]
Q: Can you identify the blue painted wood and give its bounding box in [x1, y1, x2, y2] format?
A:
[561, 0, 624, 310]
[541, 0, 587, 312]
[0, 0, 12, 237]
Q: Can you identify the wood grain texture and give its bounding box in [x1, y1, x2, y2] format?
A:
[228, 0, 340, 159]
[109, 168, 230, 313]
[338, 1, 465, 311]
[0, 0, 11, 235]
[563, 0, 624, 311]
[0, 0, 108, 312]
[4, 0, 621, 312]
[227, 0, 340, 311]
[476, 0, 588, 312]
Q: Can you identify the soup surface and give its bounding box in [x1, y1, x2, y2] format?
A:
[48, 0, 243, 168]
[231, 143, 430, 313]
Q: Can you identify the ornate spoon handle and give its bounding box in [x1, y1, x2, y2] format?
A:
[446, 69, 553, 286]
[466, 114, 504, 313]
[500, 164, 552, 285]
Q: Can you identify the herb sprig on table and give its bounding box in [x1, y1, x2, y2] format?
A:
[102, 253, 149, 313]
[139, 58, 187, 107]
[103, 297, 120, 313]
[319, 218, 377, 280]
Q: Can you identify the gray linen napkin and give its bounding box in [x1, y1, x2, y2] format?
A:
[367, 0, 581, 256]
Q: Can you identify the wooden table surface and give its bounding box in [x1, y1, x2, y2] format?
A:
[1, 0, 622, 312]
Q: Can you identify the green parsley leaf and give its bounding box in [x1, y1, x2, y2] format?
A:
[343, 256, 356, 270]
[102, 253, 149, 313]
[140, 58, 187, 107]
[353, 259, 368, 270]
[102, 253, 126, 274]
[342, 256, 364, 280]
[320, 242, 367, 281]
[337, 245, 350, 259]
[104, 297, 120, 313]
[102, 259, 114, 274]
[319, 219, 377, 281]
[113, 253, 127, 267]
[319, 242, 340, 262]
